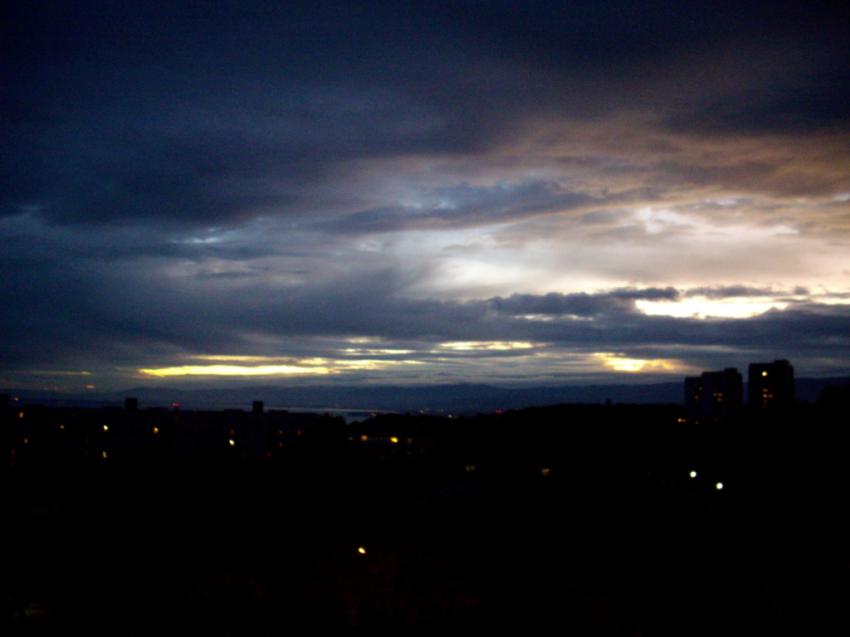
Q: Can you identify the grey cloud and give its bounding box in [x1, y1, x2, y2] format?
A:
[4, 1, 849, 229]
[683, 286, 799, 299]
[324, 181, 600, 234]
[489, 288, 680, 317]
[665, 66, 850, 135]
[5, 235, 846, 380]
[2, 1, 849, 389]
[11, 209, 842, 384]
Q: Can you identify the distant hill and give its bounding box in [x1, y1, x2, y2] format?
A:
[6, 377, 849, 413]
[109, 382, 685, 413]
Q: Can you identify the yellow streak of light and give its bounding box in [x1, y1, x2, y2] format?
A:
[439, 341, 537, 351]
[141, 353, 424, 378]
[139, 364, 334, 377]
[594, 353, 679, 373]
[636, 298, 788, 319]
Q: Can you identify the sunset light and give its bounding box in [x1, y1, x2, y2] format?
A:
[139, 364, 334, 378]
[636, 297, 789, 319]
[2, 0, 848, 396]
[3, 3, 846, 633]
[593, 353, 680, 374]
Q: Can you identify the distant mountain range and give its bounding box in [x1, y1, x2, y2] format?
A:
[5, 377, 849, 413]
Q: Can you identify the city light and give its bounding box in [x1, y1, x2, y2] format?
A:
[540, 467, 551, 477]
[103, 424, 109, 432]
[356, 546, 367, 555]
[715, 482, 724, 491]
[389, 436, 399, 444]
[152, 426, 159, 435]
[228, 439, 236, 447]
[689, 470, 698, 479]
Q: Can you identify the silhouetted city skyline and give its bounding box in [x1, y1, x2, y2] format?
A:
[5, 382, 849, 633]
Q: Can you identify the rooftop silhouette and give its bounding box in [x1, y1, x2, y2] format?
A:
[5, 379, 849, 634]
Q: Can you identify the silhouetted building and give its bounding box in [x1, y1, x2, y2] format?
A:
[818, 384, 850, 411]
[125, 397, 138, 411]
[684, 377, 701, 417]
[684, 368, 743, 422]
[749, 360, 794, 410]
[252, 400, 264, 415]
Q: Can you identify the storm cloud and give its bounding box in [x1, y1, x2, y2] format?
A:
[2, 1, 849, 391]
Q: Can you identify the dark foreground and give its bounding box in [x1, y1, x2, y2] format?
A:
[5, 401, 849, 635]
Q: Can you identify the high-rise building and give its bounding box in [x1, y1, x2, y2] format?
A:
[684, 368, 743, 422]
[748, 360, 794, 410]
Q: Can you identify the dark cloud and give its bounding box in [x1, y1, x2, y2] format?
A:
[2, 1, 849, 388]
[3, 1, 849, 226]
[683, 286, 798, 299]
[3, 235, 848, 384]
[489, 288, 680, 317]
[323, 181, 603, 234]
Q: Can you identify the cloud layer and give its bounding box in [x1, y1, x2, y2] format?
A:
[2, 1, 849, 390]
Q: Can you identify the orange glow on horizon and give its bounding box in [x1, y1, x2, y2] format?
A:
[139, 355, 422, 378]
[593, 352, 680, 373]
[139, 363, 334, 377]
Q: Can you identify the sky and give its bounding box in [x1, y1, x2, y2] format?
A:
[2, 1, 850, 393]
